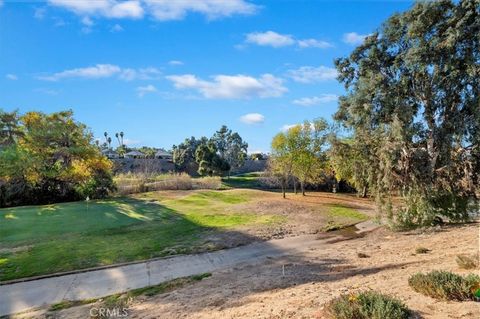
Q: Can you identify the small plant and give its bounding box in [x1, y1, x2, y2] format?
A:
[456, 254, 479, 270]
[357, 252, 370, 258]
[408, 270, 480, 301]
[324, 291, 411, 319]
[415, 247, 430, 254]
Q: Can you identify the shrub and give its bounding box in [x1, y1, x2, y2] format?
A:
[324, 291, 411, 319]
[357, 252, 370, 258]
[415, 247, 430, 254]
[114, 173, 224, 194]
[456, 254, 479, 270]
[193, 176, 222, 190]
[408, 270, 480, 301]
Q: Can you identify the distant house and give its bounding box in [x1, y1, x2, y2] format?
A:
[102, 149, 120, 159]
[124, 150, 145, 159]
[155, 150, 173, 160]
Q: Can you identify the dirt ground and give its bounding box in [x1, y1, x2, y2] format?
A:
[201, 191, 377, 249]
[44, 223, 479, 319]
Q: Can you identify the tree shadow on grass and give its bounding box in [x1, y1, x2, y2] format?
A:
[0, 195, 413, 317]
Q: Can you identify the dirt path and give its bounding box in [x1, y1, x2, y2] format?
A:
[47, 223, 480, 319]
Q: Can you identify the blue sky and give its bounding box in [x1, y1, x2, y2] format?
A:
[0, 0, 413, 152]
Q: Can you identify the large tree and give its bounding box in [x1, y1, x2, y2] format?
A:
[0, 110, 114, 206]
[172, 136, 208, 171]
[291, 119, 329, 196]
[195, 141, 230, 176]
[334, 0, 479, 227]
[211, 125, 248, 174]
[270, 119, 329, 197]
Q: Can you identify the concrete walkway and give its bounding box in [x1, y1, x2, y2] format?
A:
[0, 221, 379, 316]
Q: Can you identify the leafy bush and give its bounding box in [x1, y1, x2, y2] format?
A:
[456, 254, 479, 270]
[408, 270, 480, 301]
[324, 291, 411, 319]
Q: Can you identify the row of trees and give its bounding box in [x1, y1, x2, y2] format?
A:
[0, 110, 115, 207]
[270, 0, 479, 229]
[172, 125, 248, 177]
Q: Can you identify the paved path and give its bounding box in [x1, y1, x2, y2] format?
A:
[0, 221, 379, 316]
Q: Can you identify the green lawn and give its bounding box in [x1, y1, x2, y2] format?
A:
[0, 188, 369, 282]
[222, 172, 264, 189]
[0, 189, 276, 281]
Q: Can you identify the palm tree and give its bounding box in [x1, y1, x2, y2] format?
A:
[104, 132, 108, 144]
[107, 137, 112, 149]
[120, 131, 124, 147]
[115, 132, 121, 147]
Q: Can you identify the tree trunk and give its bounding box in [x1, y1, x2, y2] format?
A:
[282, 177, 286, 199]
[301, 180, 305, 196]
[293, 180, 297, 194]
[361, 185, 368, 198]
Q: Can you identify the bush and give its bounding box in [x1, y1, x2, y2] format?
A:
[324, 291, 411, 319]
[193, 176, 222, 190]
[408, 270, 480, 301]
[456, 254, 479, 270]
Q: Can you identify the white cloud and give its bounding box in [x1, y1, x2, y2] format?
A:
[342, 32, 371, 45]
[48, 0, 144, 19]
[48, 0, 257, 21]
[34, 7, 47, 19]
[38, 64, 161, 81]
[166, 73, 287, 99]
[110, 24, 124, 32]
[240, 113, 265, 124]
[136, 84, 157, 97]
[297, 38, 333, 49]
[123, 138, 141, 146]
[38, 64, 121, 81]
[244, 31, 332, 49]
[292, 94, 338, 106]
[6, 74, 18, 80]
[144, 0, 258, 21]
[245, 31, 295, 48]
[281, 124, 299, 132]
[119, 67, 162, 81]
[81, 16, 94, 26]
[287, 65, 337, 83]
[168, 60, 183, 66]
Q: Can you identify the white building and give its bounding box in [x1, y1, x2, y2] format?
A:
[124, 150, 145, 159]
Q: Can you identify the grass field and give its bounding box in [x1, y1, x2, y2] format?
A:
[0, 188, 368, 282]
[222, 172, 265, 189]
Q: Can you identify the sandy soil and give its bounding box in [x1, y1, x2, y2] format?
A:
[46, 223, 479, 319]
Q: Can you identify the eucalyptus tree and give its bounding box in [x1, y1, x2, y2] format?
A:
[334, 0, 479, 227]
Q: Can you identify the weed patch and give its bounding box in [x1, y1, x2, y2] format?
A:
[324, 291, 411, 319]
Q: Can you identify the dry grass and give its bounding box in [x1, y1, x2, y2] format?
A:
[456, 254, 479, 270]
[115, 173, 222, 195]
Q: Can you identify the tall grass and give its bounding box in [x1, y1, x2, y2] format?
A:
[114, 173, 222, 195]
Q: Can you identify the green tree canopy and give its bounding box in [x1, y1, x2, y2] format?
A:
[334, 0, 479, 227]
[0, 110, 115, 206]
